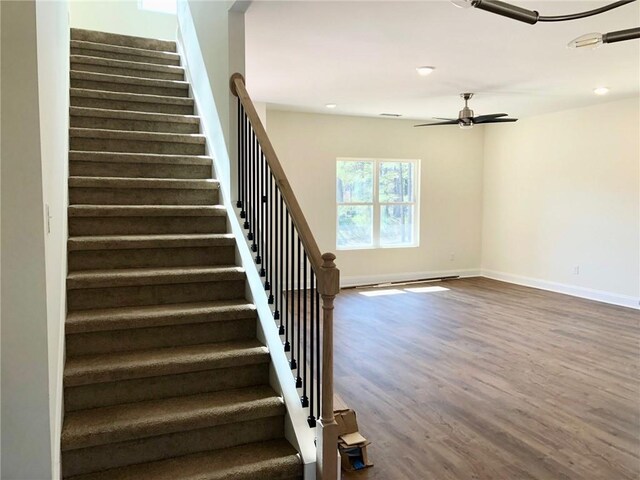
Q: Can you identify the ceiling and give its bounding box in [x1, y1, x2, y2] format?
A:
[245, 1, 640, 120]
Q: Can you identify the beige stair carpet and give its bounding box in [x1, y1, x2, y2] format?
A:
[62, 28, 302, 480]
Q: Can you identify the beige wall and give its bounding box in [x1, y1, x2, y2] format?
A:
[36, 0, 71, 476]
[1, 1, 54, 478]
[267, 110, 485, 285]
[69, 0, 177, 40]
[482, 98, 639, 307]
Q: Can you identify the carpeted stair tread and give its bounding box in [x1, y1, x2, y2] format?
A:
[70, 128, 203, 144]
[68, 204, 227, 217]
[66, 439, 302, 480]
[69, 176, 216, 190]
[64, 340, 269, 387]
[71, 55, 184, 76]
[66, 300, 256, 333]
[67, 265, 245, 289]
[70, 71, 189, 92]
[71, 28, 176, 53]
[69, 151, 210, 166]
[71, 88, 193, 107]
[68, 233, 235, 251]
[70, 107, 199, 125]
[70, 40, 180, 63]
[61, 385, 283, 450]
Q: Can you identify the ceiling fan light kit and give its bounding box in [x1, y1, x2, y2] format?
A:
[450, 0, 639, 47]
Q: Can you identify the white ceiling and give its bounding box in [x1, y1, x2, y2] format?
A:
[245, 0, 640, 120]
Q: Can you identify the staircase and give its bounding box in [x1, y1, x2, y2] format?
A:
[62, 28, 302, 480]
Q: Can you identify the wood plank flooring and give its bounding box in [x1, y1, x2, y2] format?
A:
[334, 277, 639, 480]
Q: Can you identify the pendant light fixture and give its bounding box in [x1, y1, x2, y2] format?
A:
[451, 0, 640, 47]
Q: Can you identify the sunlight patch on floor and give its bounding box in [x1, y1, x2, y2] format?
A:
[404, 286, 450, 293]
[358, 289, 406, 297]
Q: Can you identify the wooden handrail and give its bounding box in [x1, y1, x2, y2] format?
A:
[231, 73, 339, 480]
[230, 73, 339, 296]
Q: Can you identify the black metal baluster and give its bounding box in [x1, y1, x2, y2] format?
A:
[284, 211, 291, 352]
[236, 100, 242, 211]
[277, 194, 284, 334]
[266, 171, 274, 302]
[308, 271, 316, 427]
[295, 236, 302, 388]
[243, 114, 250, 231]
[289, 216, 297, 370]
[250, 130, 258, 253]
[301, 253, 309, 407]
[259, 151, 266, 278]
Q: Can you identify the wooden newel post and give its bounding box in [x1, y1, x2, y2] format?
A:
[317, 252, 340, 480]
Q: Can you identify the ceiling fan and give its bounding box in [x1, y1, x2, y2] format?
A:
[414, 93, 518, 129]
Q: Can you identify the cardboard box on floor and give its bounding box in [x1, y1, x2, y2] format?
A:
[334, 394, 373, 472]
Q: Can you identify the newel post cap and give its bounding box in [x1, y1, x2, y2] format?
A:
[229, 73, 245, 96]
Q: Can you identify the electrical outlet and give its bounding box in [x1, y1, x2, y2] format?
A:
[450, 253, 455, 262]
[573, 266, 580, 275]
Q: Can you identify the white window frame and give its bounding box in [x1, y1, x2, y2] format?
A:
[138, 0, 177, 15]
[336, 157, 420, 250]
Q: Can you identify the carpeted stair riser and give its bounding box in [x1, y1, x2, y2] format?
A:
[61, 386, 284, 450]
[71, 28, 177, 52]
[71, 57, 184, 81]
[70, 61, 183, 82]
[66, 439, 301, 480]
[70, 108, 200, 134]
[71, 89, 193, 114]
[71, 95, 194, 115]
[66, 301, 257, 334]
[67, 279, 245, 310]
[66, 317, 256, 355]
[69, 187, 217, 205]
[71, 78, 188, 97]
[70, 42, 181, 66]
[70, 48, 180, 66]
[65, 362, 269, 412]
[63, 417, 285, 478]
[65, 340, 265, 387]
[70, 116, 199, 134]
[70, 137, 204, 155]
[68, 245, 235, 270]
[71, 161, 209, 178]
[69, 215, 227, 236]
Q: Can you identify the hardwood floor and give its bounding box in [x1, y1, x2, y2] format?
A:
[334, 277, 639, 480]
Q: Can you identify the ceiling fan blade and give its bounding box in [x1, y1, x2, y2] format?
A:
[414, 120, 460, 127]
[434, 117, 458, 121]
[477, 118, 518, 124]
[472, 113, 509, 122]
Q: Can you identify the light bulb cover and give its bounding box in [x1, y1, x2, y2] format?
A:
[568, 32, 603, 49]
[593, 87, 609, 95]
[416, 66, 436, 76]
[450, 0, 474, 8]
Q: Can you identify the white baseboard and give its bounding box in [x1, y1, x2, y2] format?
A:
[481, 269, 640, 310]
[340, 269, 481, 288]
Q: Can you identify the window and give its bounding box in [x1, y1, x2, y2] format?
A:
[139, 0, 177, 14]
[336, 158, 419, 249]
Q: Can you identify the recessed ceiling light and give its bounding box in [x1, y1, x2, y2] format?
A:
[416, 66, 436, 77]
[593, 87, 609, 95]
[325, 103, 337, 109]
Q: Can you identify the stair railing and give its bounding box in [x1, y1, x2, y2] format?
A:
[230, 73, 339, 480]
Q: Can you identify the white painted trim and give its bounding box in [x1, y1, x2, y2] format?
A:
[481, 270, 640, 310]
[341, 269, 481, 288]
[176, 6, 317, 476]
